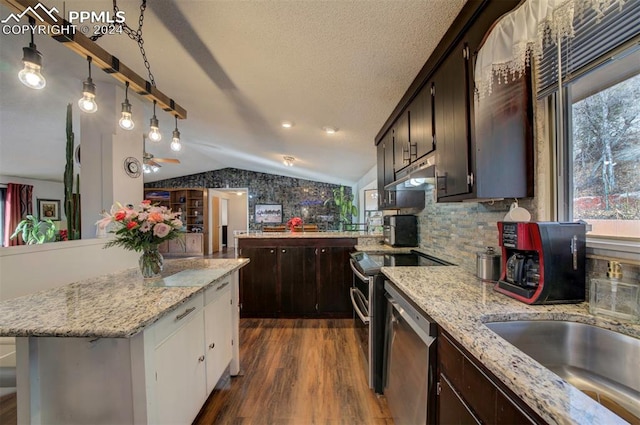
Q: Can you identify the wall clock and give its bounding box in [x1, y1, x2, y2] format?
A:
[124, 157, 141, 178]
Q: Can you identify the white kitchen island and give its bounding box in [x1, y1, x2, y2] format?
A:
[0, 258, 249, 425]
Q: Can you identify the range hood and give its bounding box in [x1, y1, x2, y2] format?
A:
[384, 153, 436, 190]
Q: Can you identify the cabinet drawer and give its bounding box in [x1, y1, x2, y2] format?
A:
[205, 276, 232, 305]
[152, 294, 204, 346]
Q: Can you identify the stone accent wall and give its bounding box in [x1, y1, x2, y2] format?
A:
[145, 168, 350, 230]
[415, 189, 536, 272]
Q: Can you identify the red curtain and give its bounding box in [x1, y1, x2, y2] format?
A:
[4, 183, 33, 246]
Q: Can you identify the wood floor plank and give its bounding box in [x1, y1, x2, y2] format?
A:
[194, 318, 393, 425]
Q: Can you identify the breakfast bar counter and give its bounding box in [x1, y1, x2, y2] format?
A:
[0, 258, 248, 338]
[0, 258, 249, 425]
[382, 266, 640, 425]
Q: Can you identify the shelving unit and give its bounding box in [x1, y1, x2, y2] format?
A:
[144, 188, 209, 256]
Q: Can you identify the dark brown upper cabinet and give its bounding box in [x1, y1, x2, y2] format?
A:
[433, 39, 472, 199]
[410, 85, 435, 161]
[374, 0, 531, 203]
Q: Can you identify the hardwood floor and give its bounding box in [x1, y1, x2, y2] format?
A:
[0, 319, 392, 425]
[194, 318, 393, 425]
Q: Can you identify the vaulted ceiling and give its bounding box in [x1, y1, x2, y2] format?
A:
[0, 0, 466, 186]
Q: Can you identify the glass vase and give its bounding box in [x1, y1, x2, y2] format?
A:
[139, 246, 163, 279]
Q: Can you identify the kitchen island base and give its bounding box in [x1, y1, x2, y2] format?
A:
[14, 271, 241, 425]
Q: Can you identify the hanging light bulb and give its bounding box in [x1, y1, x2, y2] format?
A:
[170, 115, 182, 151]
[148, 100, 162, 142]
[118, 81, 135, 130]
[18, 18, 46, 90]
[78, 56, 97, 113]
[151, 164, 160, 173]
[143, 163, 151, 174]
[283, 156, 295, 167]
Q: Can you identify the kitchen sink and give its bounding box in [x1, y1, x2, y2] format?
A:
[485, 320, 640, 423]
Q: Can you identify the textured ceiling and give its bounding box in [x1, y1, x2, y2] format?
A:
[0, 0, 466, 186]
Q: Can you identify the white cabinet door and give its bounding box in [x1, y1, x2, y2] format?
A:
[204, 281, 233, 394]
[154, 309, 206, 425]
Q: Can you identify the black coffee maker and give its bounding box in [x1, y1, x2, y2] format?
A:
[495, 222, 586, 304]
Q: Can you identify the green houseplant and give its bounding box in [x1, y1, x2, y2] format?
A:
[325, 186, 358, 231]
[11, 215, 57, 245]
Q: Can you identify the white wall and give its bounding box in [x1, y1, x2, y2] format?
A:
[80, 84, 144, 237]
[353, 164, 377, 224]
[209, 189, 248, 249]
[0, 239, 137, 301]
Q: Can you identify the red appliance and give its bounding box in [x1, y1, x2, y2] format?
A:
[495, 222, 586, 304]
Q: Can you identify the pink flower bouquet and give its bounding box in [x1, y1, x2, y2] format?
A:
[98, 200, 184, 252]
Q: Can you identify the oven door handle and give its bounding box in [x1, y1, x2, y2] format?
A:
[350, 259, 371, 283]
[350, 288, 370, 324]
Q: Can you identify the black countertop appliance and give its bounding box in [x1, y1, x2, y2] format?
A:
[383, 215, 418, 247]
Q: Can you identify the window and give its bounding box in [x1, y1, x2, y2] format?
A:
[567, 46, 640, 239]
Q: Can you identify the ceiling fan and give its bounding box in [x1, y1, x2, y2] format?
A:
[143, 134, 180, 173]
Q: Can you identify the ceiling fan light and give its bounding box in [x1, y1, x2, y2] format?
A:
[283, 155, 295, 167]
[18, 45, 46, 89]
[151, 164, 160, 173]
[143, 163, 151, 174]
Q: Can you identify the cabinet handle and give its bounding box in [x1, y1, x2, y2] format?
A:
[198, 355, 205, 362]
[176, 306, 196, 321]
[209, 342, 215, 349]
[216, 281, 229, 291]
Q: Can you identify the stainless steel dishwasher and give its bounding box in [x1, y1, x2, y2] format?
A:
[384, 281, 437, 425]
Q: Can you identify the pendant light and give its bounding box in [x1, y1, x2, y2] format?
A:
[78, 57, 98, 113]
[18, 18, 46, 90]
[170, 115, 182, 152]
[148, 100, 162, 142]
[118, 81, 135, 130]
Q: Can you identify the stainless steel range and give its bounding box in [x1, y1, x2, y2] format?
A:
[349, 250, 452, 393]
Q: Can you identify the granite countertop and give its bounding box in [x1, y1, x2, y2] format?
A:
[0, 258, 249, 339]
[354, 244, 416, 254]
[382, 266, 640, 425]
[236, 231, 381, 239]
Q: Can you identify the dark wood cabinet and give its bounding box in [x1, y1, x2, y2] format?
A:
[239, 238, 355, 318]
[393, 112, 410, 172]
[316, 246, 352, 314]
[437, 331, 541, 425]
[280, 247, 317, 316]
[438, 374, 480, 425]
[374, 0, 532, 203]
[238, 246, 278, 317]
[433, 40, 472, 200]
[410, 85, 435, 161]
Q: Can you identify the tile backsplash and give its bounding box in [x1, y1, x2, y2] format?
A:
[414, 187, 537, 273]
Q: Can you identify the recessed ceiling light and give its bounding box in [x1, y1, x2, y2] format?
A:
[281, 121, 294, 128]
[322, 126, 338, 134]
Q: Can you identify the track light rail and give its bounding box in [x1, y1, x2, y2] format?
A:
[2, 0, 187, 119]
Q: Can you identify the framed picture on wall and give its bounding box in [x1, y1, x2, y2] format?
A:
[255, 204, 282, 223]
[37, 199, 61, 221]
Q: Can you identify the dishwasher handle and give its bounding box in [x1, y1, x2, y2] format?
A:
[386, 293, 434, 346]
